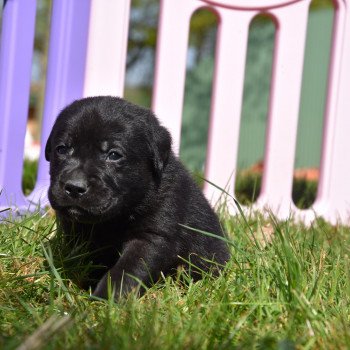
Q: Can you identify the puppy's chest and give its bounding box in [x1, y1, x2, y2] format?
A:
[88, 231, 125, 265]
[89, 223, 148, 266]
[68, 220, 151, 268]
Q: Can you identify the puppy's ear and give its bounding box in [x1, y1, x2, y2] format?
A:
[149, 123, 172, 179]
[45, 133, 52, 161]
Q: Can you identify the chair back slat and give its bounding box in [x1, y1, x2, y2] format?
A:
[152, 0, 200, 153]
[84, 0, 131, 97]
[0, 0, 36, 210]
[30, 0, 91, 209]
[256, 1, 311, 217]
[204, 9, 253, 208]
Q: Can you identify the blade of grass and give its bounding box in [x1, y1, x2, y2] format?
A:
[41, 243, 74, 305]
[16, 314, 73, 350]
[202, 177, 262, 249]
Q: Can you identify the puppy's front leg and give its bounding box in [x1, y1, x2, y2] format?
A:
[92, 238, 174, 299]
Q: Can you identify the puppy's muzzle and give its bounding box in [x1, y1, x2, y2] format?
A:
[64, 178, 89, 198]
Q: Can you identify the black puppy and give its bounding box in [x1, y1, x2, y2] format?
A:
[45, 96, 230, 299]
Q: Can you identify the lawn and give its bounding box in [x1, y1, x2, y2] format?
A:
[1, 201, 350, 349]
[0, 164, 349, 349]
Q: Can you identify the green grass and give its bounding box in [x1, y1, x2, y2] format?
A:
[3, 162, 345, 348]
[1, 208, 350, 349]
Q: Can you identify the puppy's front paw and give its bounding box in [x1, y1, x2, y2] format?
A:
[92, 276, 109, 300]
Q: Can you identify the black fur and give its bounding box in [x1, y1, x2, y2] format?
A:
[46, 96, 230, 299]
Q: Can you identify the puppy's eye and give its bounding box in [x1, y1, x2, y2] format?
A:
[107, 151, 123, 161]
[56, 145, 69, 155]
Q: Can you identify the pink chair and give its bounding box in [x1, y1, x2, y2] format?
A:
[85, 0, 350, 224]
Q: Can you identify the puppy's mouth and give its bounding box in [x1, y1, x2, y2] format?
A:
[59, 203, 117, 223]
[66, 206, 88, 217]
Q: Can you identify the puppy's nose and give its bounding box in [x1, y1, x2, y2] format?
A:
[64, 179, 88, 197]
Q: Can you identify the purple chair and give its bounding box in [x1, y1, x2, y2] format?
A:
[0, 0, 90, 216]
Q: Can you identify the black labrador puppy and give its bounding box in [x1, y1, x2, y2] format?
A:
[45, 96, 230, 299]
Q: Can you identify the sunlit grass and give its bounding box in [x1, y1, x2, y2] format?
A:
[1, 205, 350, 349]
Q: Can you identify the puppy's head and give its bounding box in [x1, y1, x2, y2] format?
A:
[45, 96, 172, 223]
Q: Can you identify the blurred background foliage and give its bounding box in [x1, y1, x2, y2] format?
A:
[124, 0, 334, 178]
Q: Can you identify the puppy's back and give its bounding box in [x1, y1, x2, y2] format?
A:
[156, 152, 230, 271]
